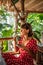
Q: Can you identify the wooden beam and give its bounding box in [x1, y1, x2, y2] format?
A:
[26, 10, 43, 13]
[29, 1, 43, 10]
[36, 5, 43, 11]
[18, 9, 43, 13]
[0, 37, 14, 41]
[25, 0, 35, 8]
[25, 0, 30, 4]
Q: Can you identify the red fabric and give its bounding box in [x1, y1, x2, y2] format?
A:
[2, 38, 38, 65]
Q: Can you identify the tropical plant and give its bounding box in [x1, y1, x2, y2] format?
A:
[0, 5, 14, 52]
[0, 5, 9, 21]
[27, 13, 43, 42]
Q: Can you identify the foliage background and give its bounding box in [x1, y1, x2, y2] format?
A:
[0, 6, 14, 52]
[27, 13, 43, 39]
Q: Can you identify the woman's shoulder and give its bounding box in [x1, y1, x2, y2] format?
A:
[27, 37, 37, 45]
[27, 38, 38, 51]
[31, 38, 37, 43]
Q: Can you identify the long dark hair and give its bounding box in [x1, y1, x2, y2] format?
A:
[21, 23, 33, 37]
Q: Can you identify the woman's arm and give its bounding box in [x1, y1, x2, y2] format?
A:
[16, 38, 38, 59]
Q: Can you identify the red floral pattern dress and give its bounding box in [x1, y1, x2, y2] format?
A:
[2, 38, 38, 65]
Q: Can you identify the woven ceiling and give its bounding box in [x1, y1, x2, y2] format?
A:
[0, 0, 43, 13]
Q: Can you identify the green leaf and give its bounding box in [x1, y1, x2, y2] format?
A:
[3, 23, 13, 28]
[0, 24, 3, 31]
[33, 32, 41, 43]
[2, 28, 13, 37]
[27, 13, 43, 40]
[2, 41, 8, 52]
[0, 6, 9, 21]
[38, 14, 43, 20]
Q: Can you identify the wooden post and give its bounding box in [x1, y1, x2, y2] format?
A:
[20, 0, 27, 25]
[20, 0, 25, 15]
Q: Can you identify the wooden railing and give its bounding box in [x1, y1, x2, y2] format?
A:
[0, 37, 15, 53]
[0, 37, 14, 41]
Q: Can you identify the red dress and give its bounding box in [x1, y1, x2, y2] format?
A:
[2, 38, 38, 65]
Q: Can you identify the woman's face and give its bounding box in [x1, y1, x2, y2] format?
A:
[20, 28, 29, 36]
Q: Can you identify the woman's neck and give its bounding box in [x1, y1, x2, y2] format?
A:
[22, 35, 32, 46]
[24, 35, 32, 41]
[23, 35, 28, 40]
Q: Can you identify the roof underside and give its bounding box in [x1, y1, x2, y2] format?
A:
[0, 0, 43, 13]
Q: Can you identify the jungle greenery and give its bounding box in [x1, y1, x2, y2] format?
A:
[0, 6, 14, 52]
[27, 13, 43, 40]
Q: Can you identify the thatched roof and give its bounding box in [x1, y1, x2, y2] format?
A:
[0, 0, 43, 13]
[16, 0, 43, 13]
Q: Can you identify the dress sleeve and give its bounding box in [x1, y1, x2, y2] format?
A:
[27, 39, 38, 54]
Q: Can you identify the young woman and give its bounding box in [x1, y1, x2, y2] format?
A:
[2, 23, 38, 65]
